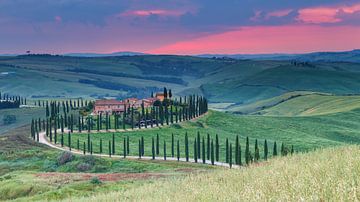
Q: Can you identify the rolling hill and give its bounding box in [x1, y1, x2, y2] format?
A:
[0, 54, 360, 105]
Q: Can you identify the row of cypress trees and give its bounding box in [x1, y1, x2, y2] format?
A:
[44, 130, 295, 168]
[0, 92, 24, 109]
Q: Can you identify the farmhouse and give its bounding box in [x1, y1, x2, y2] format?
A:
[93, 99, 125, 114]
[155, 93, 165, 101]
[93, 96, 159, 114]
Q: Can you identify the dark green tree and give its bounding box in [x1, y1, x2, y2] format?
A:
[112, 133, 115, 155]
[215, 134, 219, 161]
[202, 136, 206, 164]
[225, 138, 229, 163]
[264, 139, 268, 160]
[273, 141, 278, 156]
[185, 132, 189, 162]
[152, 137, 155, 160]
[255, 139, 260, 162]
[100, 139, 103, 154]
[163, 140, 167, 160]
[207, 133, 210, 160]
[171, 133, 174, 157]
[156, 133, 160, 155]
[194, 138, 198, 163]
[211, 139, 214, 165]
[245, 137, 250, 165]
[177, 139, 180, 161]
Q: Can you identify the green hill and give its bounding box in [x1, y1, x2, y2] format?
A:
[61, 146, 360, 201]
[250, 94, 360, 116]
[1, 55, 360, 104]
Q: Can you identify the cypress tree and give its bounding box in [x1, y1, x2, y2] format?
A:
[197, 131, 201, 159]
[156, 133, 160, 155]
[100, 139, 103, 154]
[194, 138, 198, 163]
[171, 133, 174, 157]
[185, 132, 189, 162]
[163, 140, 167, 160]
[273, 141, 278, 156]
[211, 139, 214, 165]
[177, 139, 180, 161]
[225, 138, 229, 163]
[291, 145, 294, 155]
[245, 137, 250, 165]
[281, 143, 285, 156]
[83, 142, 86, 155]
[264, 139, 268, 160]
[152, 137, 155, 160]
[215, 134, 219, 161]
[138, 139, 141, 159]
[68, 132, 71, 151]
[123, 137, 126, 158]
[235, 135, 239, 165]
[90, 142, 93, 155]
[77, 139, 80, 150]
[207, 133, 210, 160]
[112, 133, 115, 155]
[255, 139, 260, 162]
[229, 143, 233, 168]
[108, 140, 111, 157]
[127, 136, 130, 154]
[202, 136, 206, 164]
[87, 133, 90, 152]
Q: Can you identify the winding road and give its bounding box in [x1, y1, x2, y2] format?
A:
[38, 129, 239, 169]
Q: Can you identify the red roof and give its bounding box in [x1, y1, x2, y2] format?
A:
[95, 99, 124, 105]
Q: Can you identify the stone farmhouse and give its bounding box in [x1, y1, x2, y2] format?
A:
[93, 94, 161, 114]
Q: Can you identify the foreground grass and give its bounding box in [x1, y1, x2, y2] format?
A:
[0, 126, 213, 201]
[65, 146, 360, 201]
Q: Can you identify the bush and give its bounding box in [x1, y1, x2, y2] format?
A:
[3, 115, 16, 125]
[90, 176, 102, 185]
[82, 155, 96, 166]
[77, 163, 92, 172]
[57, 152, 73, 166]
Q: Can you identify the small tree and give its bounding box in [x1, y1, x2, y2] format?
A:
[291, 145, 294, 155]
[108, 140, 111, 157]
[264, 139, 268, 160]
[229, 143, 232, 168]
[202, 136, 206, 164]
[245, 137, 250, 165]
[185, 132, 189, 162]
[194, 138, 198, 163]
[152, 137, 155, 160]
[123, 137, 126, 158]
[273, 141, 278, 156]
[207, 133, 210, 160]
[156, 134, 160, 155]
[177, 140, 180, 161]
[100, 139, 103, 154]
[225, 138, 229, 163]
[215, 134, 219, 161]
[163, 140, 167, 160]
[112, 133, 115, 155]
[211, 139, 214, 165]
[171, 133, 174, 157]
[255, 139, 260, 162]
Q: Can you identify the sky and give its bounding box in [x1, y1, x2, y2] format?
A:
[1, 0, 360, 55]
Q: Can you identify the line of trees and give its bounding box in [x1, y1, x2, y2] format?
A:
[0, 92, 24, 109]
[31, 121, 294, 168]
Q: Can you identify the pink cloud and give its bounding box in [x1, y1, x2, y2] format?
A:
[297, 3, 360, 24]
[120, 9, 184, 17]
[148, 25, 360, 55]
[267, 9, 293, 18]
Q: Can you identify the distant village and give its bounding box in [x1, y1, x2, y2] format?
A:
[93, 92, 165, 115]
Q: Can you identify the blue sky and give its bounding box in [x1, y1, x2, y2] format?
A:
[1, 0, 360, 54]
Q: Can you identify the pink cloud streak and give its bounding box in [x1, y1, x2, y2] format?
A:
[149, 25, 360, 55]
[297, 3, 360, 24]
[120, 9, 185, 17]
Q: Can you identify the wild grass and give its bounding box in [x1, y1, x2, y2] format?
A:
[64, 146, 360, 201]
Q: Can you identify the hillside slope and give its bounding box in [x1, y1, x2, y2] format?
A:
[1, 55, 360, 104]
[63, 146, 360, 201]
[256, 94, 360, 116]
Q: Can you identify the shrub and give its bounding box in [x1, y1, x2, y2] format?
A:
[77, 163, 92, 172]
[82, 155, 96, 166]
[57, 152, 73, 166]
[90, 177, 102, 185]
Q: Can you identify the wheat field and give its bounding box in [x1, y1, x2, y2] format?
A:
[60, 146, 360, 201]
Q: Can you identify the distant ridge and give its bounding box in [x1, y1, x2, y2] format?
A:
[64, 51, 147, 57]
[197, 49, 360, 63]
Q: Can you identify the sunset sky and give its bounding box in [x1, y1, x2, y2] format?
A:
[1, 0, 360, 55]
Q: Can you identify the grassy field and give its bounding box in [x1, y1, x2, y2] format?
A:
[65, 107, 360, 162]
[0, 126, 214, 201]
[0, 107, 45, 135]
[257, 93, 360, 116]
[65, 146, 360, 201]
